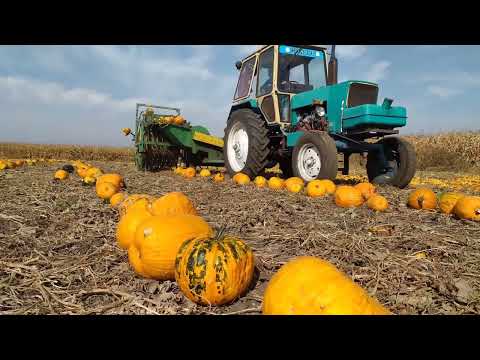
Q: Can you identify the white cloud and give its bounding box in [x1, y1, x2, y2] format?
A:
[336, 45, 368, 60]
[365, 61, 391, 82]
[0, 75, 144, 111]
[235, 45, 263, 57]
[427, 85, 463, 98]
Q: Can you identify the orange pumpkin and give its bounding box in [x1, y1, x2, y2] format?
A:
[306, 180, 327, 198]
[285, 177, 304, 188]
[110, 192, 127, 208]
[286, 181, 304, 194]
[254, 176, 267, 188]
[118, 194, 153, 217]
[234, 173, 251, 185]
[54, 170, 69, 180]
[86, 167, 103, 179]
[97, 173, 124, 190]
[96, 181, 118, 200]
[199, 169, 211, 177]
[128, 215, 213, 280]
[77, 166, 90, 179]
[317, 179, 336, 195]
[366, 195, 389, 212]
[183, 167, 196, 178]
[354, 182, 376, 200]
[453, 196, 480, 221]
[173, 115, 186, 125]
[262, 256, 392, 315]
[334, 186, 364, 208]
[213, 173, 225, 182]
[116, 207, 153, 250]
[438, 192, 465, 214]
[268, 177, 284, 190]
[407, 188, 437, 210]
[150, 192, 197, 217]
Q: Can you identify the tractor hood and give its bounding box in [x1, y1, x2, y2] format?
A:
[290, 81, 407, 133]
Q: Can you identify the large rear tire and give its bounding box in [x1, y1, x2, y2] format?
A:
[366, 136, 416, 188]
[223, 109, 270, 179]
[292, 131, 338, 182]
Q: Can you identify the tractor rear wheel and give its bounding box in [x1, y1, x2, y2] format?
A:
[366, 137, 416, 188]
[224, 109, 270, 179]
[292, 131, 338, 182]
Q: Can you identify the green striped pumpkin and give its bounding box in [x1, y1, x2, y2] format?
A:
[175, 233, 255, 306]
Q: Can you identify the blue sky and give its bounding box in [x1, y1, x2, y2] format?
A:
[0, 45, 479, 147]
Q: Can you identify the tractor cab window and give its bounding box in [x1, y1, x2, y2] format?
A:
[234, 57, 256, 100]
[277, 45, 327, 94]
[257, 47, 275, 97]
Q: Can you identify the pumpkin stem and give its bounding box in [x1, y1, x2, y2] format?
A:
[418, 195, 424, 208]
[215, 224, 228, 241]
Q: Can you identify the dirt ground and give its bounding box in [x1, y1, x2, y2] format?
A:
[1, 162, 479, 315]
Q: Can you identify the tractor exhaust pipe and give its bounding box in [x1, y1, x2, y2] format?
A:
[327, 45, 338, 85]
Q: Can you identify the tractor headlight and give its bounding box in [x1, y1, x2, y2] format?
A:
[315, 105, 325, 117]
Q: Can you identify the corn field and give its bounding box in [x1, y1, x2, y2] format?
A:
[1, 131, 479, 171]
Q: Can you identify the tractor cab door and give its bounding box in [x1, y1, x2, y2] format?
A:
[255, 46, 282, 125]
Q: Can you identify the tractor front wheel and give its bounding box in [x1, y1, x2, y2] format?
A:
[224, 109, 270, 179]
[292, 131, 338, 182]
[366, 137, 416, 188]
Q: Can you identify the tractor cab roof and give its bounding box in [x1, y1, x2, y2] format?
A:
[239, 45, 328, 62]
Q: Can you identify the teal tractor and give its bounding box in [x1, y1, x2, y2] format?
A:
[224, 45, 416, 188]
[126, 104, 224, 171]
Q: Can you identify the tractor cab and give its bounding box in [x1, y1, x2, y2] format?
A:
[233, 45, 328, 126]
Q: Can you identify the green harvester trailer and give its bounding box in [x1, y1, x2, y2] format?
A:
[128, 104, 224, 171]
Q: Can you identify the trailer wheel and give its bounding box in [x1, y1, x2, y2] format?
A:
[292, 131, 338, 182]
[366, 137, 416, 188]
[224, 109, 270, 179]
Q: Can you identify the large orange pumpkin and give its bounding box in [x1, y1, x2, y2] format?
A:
[96, 181, 118, 200]
[262, 256, 392, 315]
[116, 207, 153, 250]
[286, 181, 304, 194]
[285, 177, 304, 188]
[175, 233, 255, 306]
[150, 192, 197, 217]
[438, 192, 465, 214]
[306, 180, 327, 198]
[334, 186, 364, 208]
[128, 215, 213, 280]
[407, 188, 437, 210]
[453, 196, 480, 221]
[354, 182, 376, 200]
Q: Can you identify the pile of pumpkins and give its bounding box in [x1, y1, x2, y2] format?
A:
[408, 187, 480, 221]
[51, 160, 392, 314]
[173, 166, 389, 212]
[0, 158, 57, 170]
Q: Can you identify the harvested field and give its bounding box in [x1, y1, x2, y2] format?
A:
[1, 161, 479, 315]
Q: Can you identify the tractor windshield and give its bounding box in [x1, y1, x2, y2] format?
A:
[277, 45, 327, 94]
